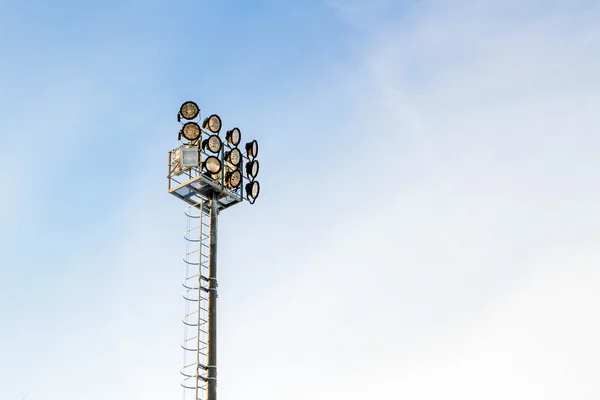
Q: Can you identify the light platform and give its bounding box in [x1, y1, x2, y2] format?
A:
[168, 149, 244, 211]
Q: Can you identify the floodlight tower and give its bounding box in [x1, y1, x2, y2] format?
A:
[168, 101, 260, 400]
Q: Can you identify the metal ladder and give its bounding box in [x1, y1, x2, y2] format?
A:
[181, 200, 212, 400]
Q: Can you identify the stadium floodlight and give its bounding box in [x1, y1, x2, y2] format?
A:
[203, 114, 222, 133]
[167, 100, 262, 400]
[245, 160, 259, 180]
[226, 128, 241, 146]
[203, 156, 222, 174]
[225, 148, 241, 166]
[226, 169, 242, 188]
[180, 101, 200, 120]
[245, 140, 258, 160]
[203, 134, 222, 154]
[181, 122, 201, 141]
[245, 181, 260, 202]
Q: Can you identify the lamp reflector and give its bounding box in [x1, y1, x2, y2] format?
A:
[226, 169, 242, 188]
[246, 160, 259, 179]
[204, 156, 222, 174]
[226, 128, 241, 146]
[180, 101, 199, 120]
[226, 148, 241, 165]
[245, 140, 258, 159]
[182, 122, 201, 141]
[246, 180, 260, 200]
[204, 114, 222, 133]
[203, 134, 222, 153]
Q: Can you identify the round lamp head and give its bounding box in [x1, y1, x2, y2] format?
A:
[182, 122, 201, 141]
[204, 156, 222, 174]
[203, 134, 222, 153]
[205, 114, 222, 133]
[246, 160, 259, 179]
[226, 169, 242, 188]
[245, 140, 258, 159]
[246, 180, 260, 200]
[179, 101, 199, 120]
[226, 128, 241, 146]
[226, 148, 241, 165]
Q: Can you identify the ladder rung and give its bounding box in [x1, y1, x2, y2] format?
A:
[184, 335, 198, 343]
[187, 274, 210, 282]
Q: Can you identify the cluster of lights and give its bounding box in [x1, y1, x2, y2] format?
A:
[177, 101, 260, 203]
[244, 140, 260, 204]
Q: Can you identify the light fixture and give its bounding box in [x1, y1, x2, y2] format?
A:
[181, 122, 201, 141]
[202, 134, 222, 153]
[245, 160, 259, 180]
[245, 181, 260, 201]
[226, 169, 242, 188]
[225, 148, 241, 165]
[226, 128, 241, 146]
[245, 140, 258, 160]
[181, 147, 199, 167]
[203, 114, 222, 133]
[203, 156, 222, 174]
[179, 101, 199, 120]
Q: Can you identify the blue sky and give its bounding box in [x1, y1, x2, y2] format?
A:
[1, 1, 599, 399]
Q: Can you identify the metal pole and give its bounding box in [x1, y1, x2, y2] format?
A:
[207, 192, 219, 400]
